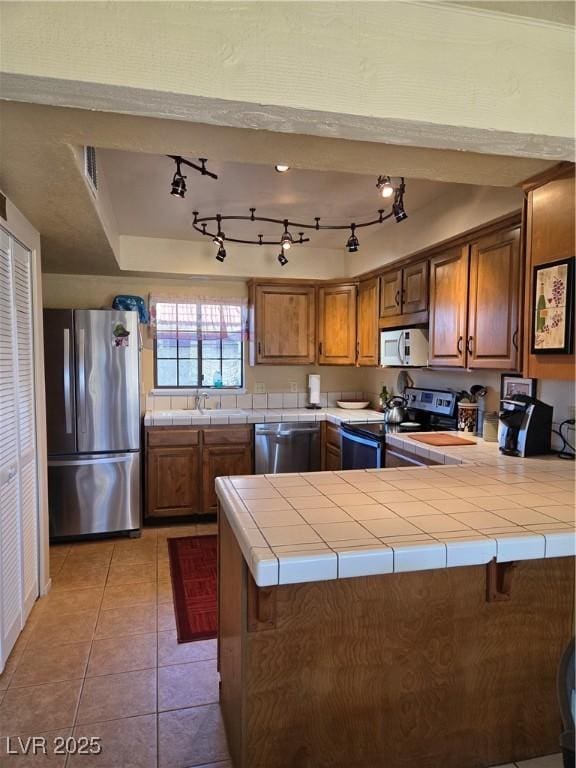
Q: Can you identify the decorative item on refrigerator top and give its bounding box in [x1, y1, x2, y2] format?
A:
[112, 295, 149, 324]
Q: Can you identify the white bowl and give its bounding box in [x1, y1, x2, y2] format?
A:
[336, 401, 370, 410]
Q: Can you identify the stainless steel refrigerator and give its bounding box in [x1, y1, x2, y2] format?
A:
[44, 309, 141, 539]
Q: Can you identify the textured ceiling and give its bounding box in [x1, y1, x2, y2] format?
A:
[98, 149, 462, 250]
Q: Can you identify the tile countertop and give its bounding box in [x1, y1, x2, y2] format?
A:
[215, 435, 575, 587]
[144, 407, 385, 426]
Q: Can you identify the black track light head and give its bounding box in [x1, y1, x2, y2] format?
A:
[280, 231, 293, 250]
[278, 251, 288, 266]
[216, 245, 227, 262]
[213, 231, 225, 245]
[393, 204, 407, 223]
[171, 173, 187, 198]
[376, 175, 394, 199]
[346, 225, 359, 253]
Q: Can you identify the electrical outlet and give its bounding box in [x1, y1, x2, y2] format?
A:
[254, 382, 266, 394]
[289, 382, 298, 393]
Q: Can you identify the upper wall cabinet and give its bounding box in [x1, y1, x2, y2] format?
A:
[523, 168, 575, 382]
[317, 284, 357, 365]
[250, 283, 316, 365]
[467, 227, 520, 370]
[428, 246, 469, 367]
[356, 277, 380, 366]
[428, 222, 522, 370]
[379, 259, 428, 328]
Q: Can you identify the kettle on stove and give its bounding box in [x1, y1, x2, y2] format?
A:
[384, 396, 407, 424]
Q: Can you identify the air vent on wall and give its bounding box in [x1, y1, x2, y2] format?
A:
[84, 146, 98, 195]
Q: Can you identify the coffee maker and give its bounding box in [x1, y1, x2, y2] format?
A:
[498, 395, 553, 457]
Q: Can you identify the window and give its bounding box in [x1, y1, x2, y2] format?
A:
[152, 298, 245, 389]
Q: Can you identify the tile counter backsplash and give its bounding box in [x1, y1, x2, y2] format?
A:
[145, 391, 367, 412]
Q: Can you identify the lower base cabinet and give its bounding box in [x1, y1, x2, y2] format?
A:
[146, 426, 253, 520]
[202, 444, 253, 514]
[323, 422, 341, 470]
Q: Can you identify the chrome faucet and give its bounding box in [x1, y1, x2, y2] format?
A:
[194, 391, 209, 411]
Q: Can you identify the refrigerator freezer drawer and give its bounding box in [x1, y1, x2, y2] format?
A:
[48, 452, 141, 538]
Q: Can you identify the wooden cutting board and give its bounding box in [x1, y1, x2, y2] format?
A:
[406, 433, 476, 446]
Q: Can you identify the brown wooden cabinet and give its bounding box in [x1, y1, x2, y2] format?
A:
[356, 277, 379, 366]
[146, 425, 252, 521]
[147, 445, 202, 518]
[429, 224, 521, 370]
[379, 259, 428, 328]
[251, 283, 316, 365]
[467, 226, 521, 370]
[317, 284, 357, 365]
[523, 168, 575, 381]
[428, 246, 469, 367]
[322, 422, 341, 470]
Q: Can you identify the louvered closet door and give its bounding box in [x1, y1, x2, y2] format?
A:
[13, 241, 38, 617]
[0, 230, 23, 665]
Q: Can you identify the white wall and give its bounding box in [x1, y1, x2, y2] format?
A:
[0, 2, 573, 159]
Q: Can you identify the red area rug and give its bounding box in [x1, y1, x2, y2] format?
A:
[167, 535, 217, 643]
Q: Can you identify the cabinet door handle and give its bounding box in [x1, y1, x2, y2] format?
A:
[467, 335, 474, 354]
[318, 341, 323, 356]
[395, 290, 400, 307]
[512, 329, 518, 350]
[257, 341, 261, 356]
[457, 336, 463, 354]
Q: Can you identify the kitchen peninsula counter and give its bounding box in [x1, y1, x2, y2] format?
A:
[216, 442, 575, 768]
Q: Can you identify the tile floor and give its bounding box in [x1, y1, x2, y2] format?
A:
[0, 522, 231, 768]
[0, 521, 566, 768]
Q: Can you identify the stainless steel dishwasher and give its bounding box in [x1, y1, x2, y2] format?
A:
[254, 422, 321, 474]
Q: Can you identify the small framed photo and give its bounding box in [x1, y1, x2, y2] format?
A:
[531, 257, 574, 354]
[500, 374, 537, 401]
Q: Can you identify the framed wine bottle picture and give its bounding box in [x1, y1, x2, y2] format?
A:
[531, 257, 574, 354]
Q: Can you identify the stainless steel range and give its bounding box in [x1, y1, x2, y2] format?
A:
[340, 387, 458, 470]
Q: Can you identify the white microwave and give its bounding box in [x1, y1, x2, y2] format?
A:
[380, 328, 429, 367]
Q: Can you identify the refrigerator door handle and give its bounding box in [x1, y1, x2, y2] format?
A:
[78, 327, 87, 433]
[63, 327, 73, 434]
[48, 455, 135, 467]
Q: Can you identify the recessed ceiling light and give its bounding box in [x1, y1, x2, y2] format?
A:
[275, 164, 290, 173]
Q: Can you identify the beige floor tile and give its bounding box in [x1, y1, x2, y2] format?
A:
[107, 562, 156, 586]
[51, 564, 109, 591]
[0, 727, 71, 766]
[111, 543, 157, 566]
[158, 704, 229, 768]
[69, 714, 157, 768]
[515, 755, 563, 768]
[0, 649, 23, 691]
[101, 581, 157, 610]
[157, 603, 177, 632]
[35, 587, 104, 616]
[65, 549, 113, 566]
[76, 669, 157, 725]
[49, 552, 67, 577]
[49, 544, 71, 555]
[0, 680, 82, 736]
[140, 527, 159, 540]
[158, 660, 219, 711]
[157, 560, 171, 581]
[10, 641, 90, 688]
[26, 609, 98, 647]
[158, 632, 217, 667]
[157, 580, 174, 605]
[68, 541, 115, 555]
[158, 525, 198, 540]
[87, 633, 157, 677]
[95, 604, 157, 639]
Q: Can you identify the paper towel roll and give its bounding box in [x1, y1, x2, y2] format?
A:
[308, 374, 321, 406]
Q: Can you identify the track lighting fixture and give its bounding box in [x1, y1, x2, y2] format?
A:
[346, 225, 360, 253]
[392, 181, 407, 222]
[275, 164, 290, 173]
[191, 176, 407, 267]
[170, 159, 187, 198]
[168, 155, 218, 199]
[376, 175, 395, 199]
[280, 221, 293, 250]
